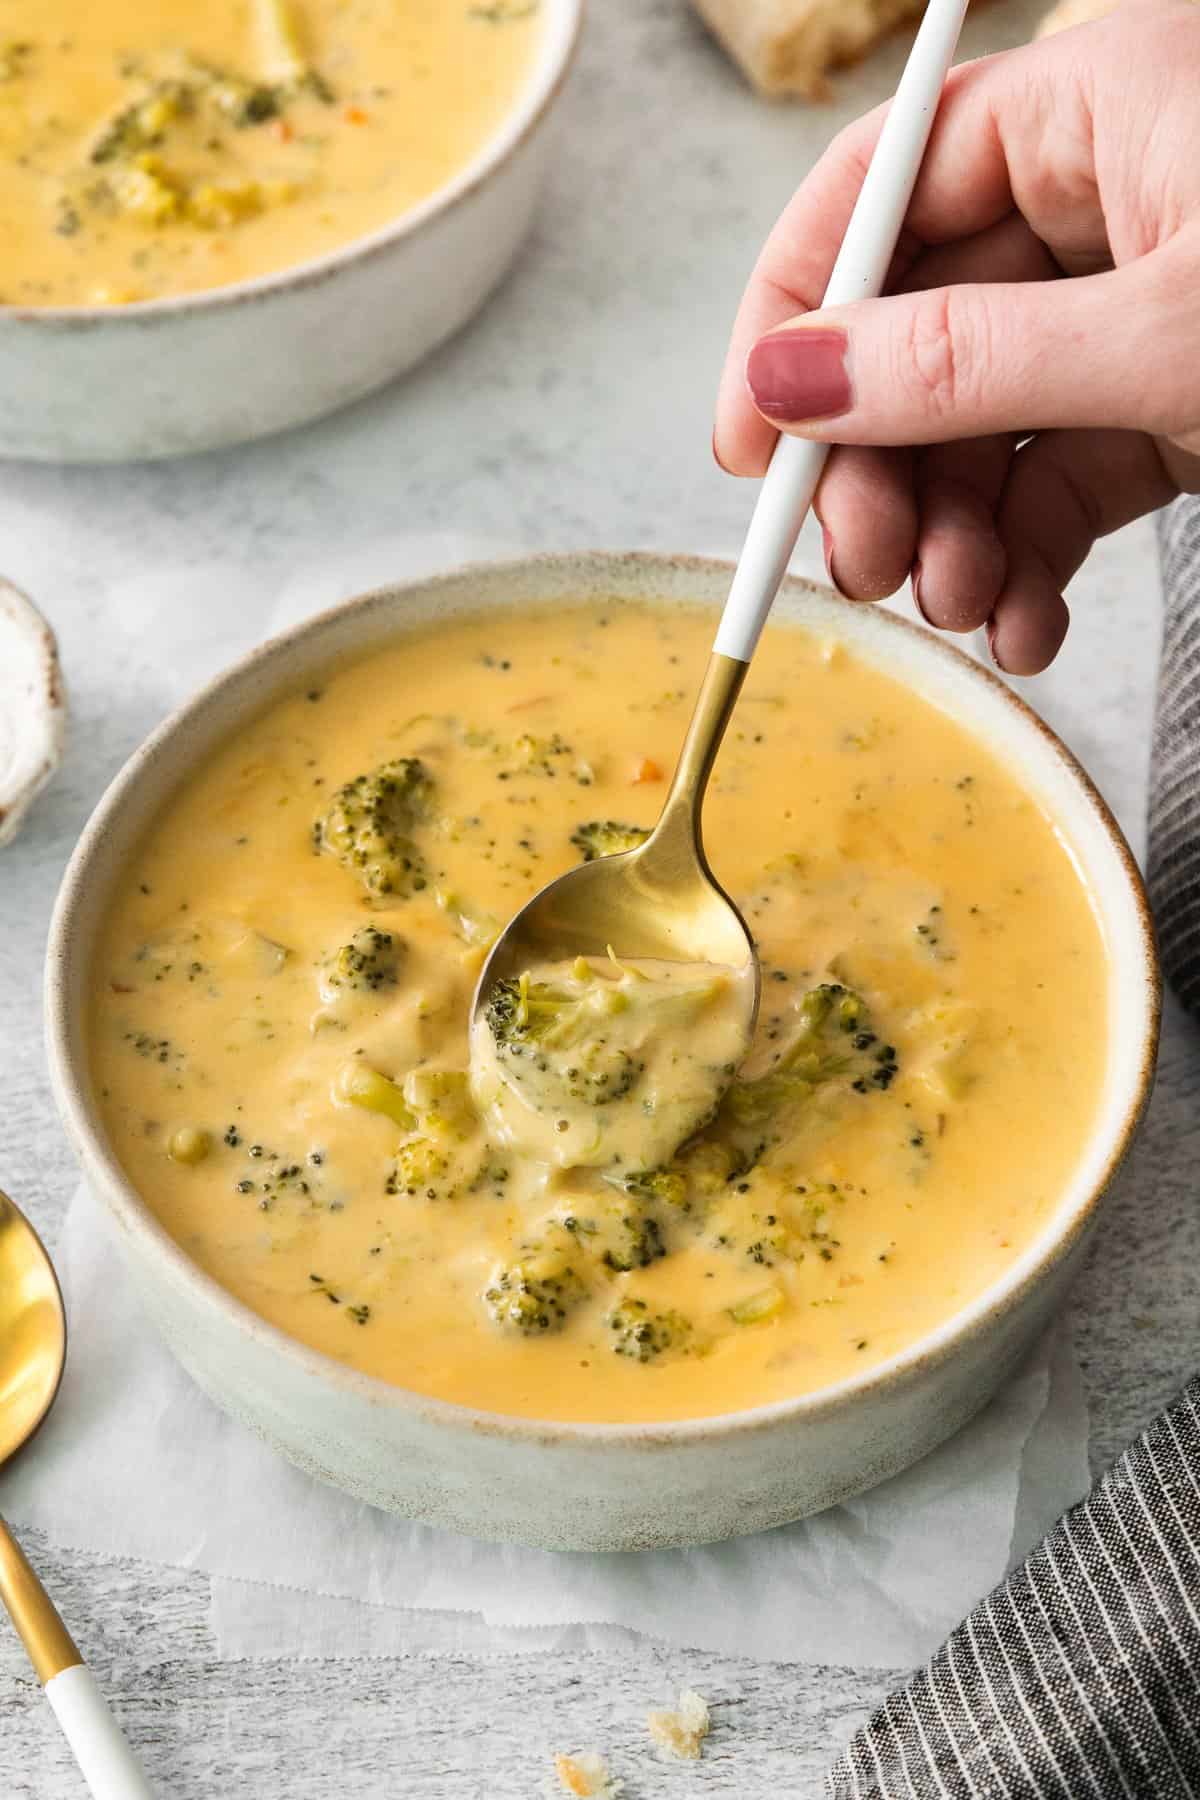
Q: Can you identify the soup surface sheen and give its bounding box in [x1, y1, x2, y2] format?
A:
[89, 600, 1107, 1423]
[0, 1, 540, 307]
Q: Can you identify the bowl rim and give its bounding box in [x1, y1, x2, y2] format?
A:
[44, 549, 1161, 1450]
[0, 0, 584, 326]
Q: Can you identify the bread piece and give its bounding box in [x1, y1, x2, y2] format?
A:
[1035, 0, 1118, 34]
[646, 1689, 712, 1760]
[553, 1752, 623, 1798]
[692, 0, 938, 98]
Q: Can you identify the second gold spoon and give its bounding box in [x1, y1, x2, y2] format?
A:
[0, 1187, 155, 1798]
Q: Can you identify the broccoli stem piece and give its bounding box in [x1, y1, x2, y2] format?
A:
[729, 1286, 785, 1326]
[335, 1061, 415, 1131]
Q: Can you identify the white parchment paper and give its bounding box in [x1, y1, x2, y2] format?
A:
[2, 1180, 1089, 1667]
[0, 543, 1091, 1666]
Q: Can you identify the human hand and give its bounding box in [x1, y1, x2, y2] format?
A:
[714, 0, 1200, 672]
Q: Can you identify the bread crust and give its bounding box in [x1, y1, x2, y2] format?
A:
[692, 0, 936, 98]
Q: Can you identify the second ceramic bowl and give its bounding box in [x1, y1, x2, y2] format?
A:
[0, 1, 581, 464]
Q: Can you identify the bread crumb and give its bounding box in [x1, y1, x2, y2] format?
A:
[553, 1751, 623, 1797]
[646, 1688, 711, 1760]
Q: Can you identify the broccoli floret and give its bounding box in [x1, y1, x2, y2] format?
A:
[90, 79, 194, 164]
[208, 73, 282, 126]
[601, 1204, 667, 1273]
[504, 732, 573, 776]
[570, 820, 651, 862]
[486, 965, 628, 1048]
[484, 965, 642, 1110]
[556, 1188, 670, 1274]
[484, 1251, 588, 1334]
[606, 1299, 694, 1362]
[605, 1138, 754, 1224]
[675, 1137, 751, 1193]
[386, 1136, 454, 1199]
[616, 1167, 689, 1210]
[339, 1064, 478, 1200]
[314, 757, 433, 899]
[321, 925, 404, 997]
[723, 983, 899, 1132]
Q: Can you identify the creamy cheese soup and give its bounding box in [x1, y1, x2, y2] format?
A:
[89, 600, 1108, 1423]
[0, 0, 540, 307]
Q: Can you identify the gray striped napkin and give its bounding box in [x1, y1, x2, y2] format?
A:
[825, 494, 1200, 1798]
[826, 1376, 1200, 1796]
[1150, 495, 1200, 1018]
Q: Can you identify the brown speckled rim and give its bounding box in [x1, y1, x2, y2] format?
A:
[1, 0, 583, 328]
[44, 552, 1161, 1453]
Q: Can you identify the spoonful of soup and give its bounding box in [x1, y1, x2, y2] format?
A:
[470, 0, 970, 1169]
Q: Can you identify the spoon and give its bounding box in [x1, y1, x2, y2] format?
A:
[0, 1187, 155, 1798]
[473, 0, 971, 1099]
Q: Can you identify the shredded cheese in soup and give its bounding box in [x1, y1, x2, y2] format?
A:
[88, 600, 1108, 1423]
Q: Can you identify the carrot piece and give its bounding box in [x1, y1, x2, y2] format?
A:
[344, 105, 369, 124]
[631, 756, 663, 784]
[505, 693, 555, 714]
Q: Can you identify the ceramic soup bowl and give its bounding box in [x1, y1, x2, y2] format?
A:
[44, 552, 1159, 1551]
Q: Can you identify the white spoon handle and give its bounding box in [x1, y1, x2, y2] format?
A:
[45, 1666, 157, 1800]
[713, 0, 970, 664]
[0, 1515, 155, 1799]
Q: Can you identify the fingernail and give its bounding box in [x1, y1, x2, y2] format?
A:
[911, 558, 930, 624]
[821, 523, 845, 596]
[985, 618, 1005, 671]
[746, 328, 851, 423]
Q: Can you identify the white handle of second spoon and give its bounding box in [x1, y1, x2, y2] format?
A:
[45, 1665, 157, 1800]
[713, 0, 971, 665]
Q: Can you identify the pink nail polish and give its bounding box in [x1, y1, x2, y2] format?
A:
[746, 329, 851, 423]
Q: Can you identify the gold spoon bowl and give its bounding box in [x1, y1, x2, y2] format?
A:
[471, 652, 759, 1107]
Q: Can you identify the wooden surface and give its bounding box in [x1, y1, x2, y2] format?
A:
[1, 0, 1197, 1792]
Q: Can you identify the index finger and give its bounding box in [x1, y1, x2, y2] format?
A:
[714, 35, 1089, 475]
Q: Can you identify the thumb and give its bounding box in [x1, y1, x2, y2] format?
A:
[744, 258, 1189, 447]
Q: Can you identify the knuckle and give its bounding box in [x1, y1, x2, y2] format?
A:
[897, 287, 989, 423]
